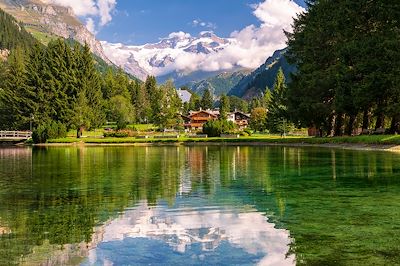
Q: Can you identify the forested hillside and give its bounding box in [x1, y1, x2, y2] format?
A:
[228, 49, 296, 99]
[0, 8, 183, 140]
[186, 70, 252, 97]
[0, 8, 38, 50]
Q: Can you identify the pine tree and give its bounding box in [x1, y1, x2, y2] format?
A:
[0, 46, 33, 129]
[74, 43, 105, 129]
[25, 44, 47, 125]
[201, 88, 213, 110]
[263, 87, 272, 108]
[266, 68, 293, 134]
[188, 93, 201, 112]
[219, 94, 230, 120]
[155, 80, 182, 129]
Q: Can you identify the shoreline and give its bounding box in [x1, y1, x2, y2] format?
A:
[29, 140, 400, 152]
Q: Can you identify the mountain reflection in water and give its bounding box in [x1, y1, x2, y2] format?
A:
[83, 200, 294, 266]
[1, 146, 400, 265]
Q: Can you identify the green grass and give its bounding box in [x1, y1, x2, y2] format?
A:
[131, 124, 156, 131]
[45, 134, 400, 146]
[25, 27, 58, 45]
[66, 129, 104, 138]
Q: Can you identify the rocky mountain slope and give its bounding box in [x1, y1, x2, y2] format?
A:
[101, 31, 233, 81]
[228, 49, 296, 99]
[0, 0, 110, 63]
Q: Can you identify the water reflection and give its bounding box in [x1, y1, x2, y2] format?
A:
[0, 146, 400, 265]
[84, 200, 294, 265]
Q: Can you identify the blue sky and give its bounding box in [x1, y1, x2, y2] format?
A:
[96, 0, 306, 45]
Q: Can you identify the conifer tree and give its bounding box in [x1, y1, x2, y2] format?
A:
[201, 88, 213, 110]
[219, 94, 230, 120]
[0, 46, 32, 129]
[266, 68, 293, 134]
[74, 43, 105, 129]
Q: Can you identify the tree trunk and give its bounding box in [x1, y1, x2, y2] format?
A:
[334, 113, 345, 136]
[346, 114, 357, 136]
[375, 113, 385, 130]
[328, 113, 336, 137]
[390, 115, 400, 134]
[362, 109, 370, 130]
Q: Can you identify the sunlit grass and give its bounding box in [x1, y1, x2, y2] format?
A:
[46, 134, 400, 146]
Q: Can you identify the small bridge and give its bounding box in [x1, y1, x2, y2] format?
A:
[0, 131, 32, 142]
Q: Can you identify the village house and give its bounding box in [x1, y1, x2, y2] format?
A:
[184, 109, 220, 131]
[227, 111, 251, 130]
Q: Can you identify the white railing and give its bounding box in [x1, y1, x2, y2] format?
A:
[0, 131, 32, 139]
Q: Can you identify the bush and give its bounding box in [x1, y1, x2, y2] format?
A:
[242, 128, 252, 136]
[103, 129, 136, 138]
[32, 121, 67, 143]
[202, 120, 236, 137]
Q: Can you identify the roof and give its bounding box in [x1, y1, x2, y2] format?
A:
[229, 111, 251, 118]
[177, 89, 192, 103]
[189, 109, 220, 118]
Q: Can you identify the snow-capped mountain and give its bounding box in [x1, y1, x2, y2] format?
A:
[101, 31, 234, 81]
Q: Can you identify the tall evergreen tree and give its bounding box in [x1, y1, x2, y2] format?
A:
[72, 43, 105, 130]
[201, 88, 213, 110]
[0, 46, 33, 129]
[266, 68, 293, 134]
[219, 94, 230, 120]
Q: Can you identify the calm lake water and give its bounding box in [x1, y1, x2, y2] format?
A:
[0, 145, 399, 265]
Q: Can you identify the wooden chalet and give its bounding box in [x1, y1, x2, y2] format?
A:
[228, 111, 251, 129]
[184, 110, 219, 130]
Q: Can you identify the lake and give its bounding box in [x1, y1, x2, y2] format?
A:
[0, 145, 399, 265]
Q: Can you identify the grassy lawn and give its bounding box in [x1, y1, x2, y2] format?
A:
[46, 134, 400, 146]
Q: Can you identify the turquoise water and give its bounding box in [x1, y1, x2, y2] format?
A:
[0, 146, 399, 265]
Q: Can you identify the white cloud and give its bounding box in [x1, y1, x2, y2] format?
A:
[86, 17, 97, 34]
[97, 0, 117, 26]
[167, 0, 304, 73]
[191, 19, 217, 30]
[42, 0, 117, 34]
[168, 31, 192, 39]
[103, 0, 305, 77]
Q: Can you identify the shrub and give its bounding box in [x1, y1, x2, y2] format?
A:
[32, 121, 68, 143]
[203, 120, 236, 137]
[243, 128, 252, 136]
[103, 129, 136, 138]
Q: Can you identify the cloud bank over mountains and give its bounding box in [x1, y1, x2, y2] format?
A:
[42, 0, 116, 33]
[47, 0, 305, 78]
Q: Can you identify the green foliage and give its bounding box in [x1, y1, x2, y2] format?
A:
[219, 94, 230, 120]
[108, 95, 135, 130]
[202, 119, 236, 137]
[152, 80, 182, 130]
[250, 107, 267, 132]
[187, 93, 201, 112]
[0, 8, 39, 50]
[32, 121, 67, 143]
[266, 68, 294, 134]
[286, 0, 400, 135]
[200, 88, 214, 110]
[228, 96, 249, 113]
[243, 128, 252, 136]
[103, 130, 137, 138]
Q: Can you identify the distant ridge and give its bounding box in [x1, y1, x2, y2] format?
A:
[228, 49, 296, 99]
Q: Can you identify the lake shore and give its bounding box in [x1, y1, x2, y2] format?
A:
[30, 135, 400, 152]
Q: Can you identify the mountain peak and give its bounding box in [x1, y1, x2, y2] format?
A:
[102, 31, 233, 80]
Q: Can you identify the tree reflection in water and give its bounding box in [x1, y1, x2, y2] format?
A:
[0, 146, 399, 265]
